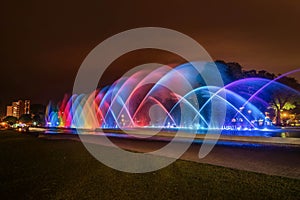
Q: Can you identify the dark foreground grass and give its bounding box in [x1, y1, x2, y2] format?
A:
[0, 130, 299, 200]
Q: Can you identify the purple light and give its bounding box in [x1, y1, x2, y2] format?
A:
[45, 63, 300, 136]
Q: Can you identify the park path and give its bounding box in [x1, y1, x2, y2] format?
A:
[39, 133, 300, 179]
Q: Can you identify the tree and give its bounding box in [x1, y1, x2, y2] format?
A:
[3, 116, 17, 125]
[31, 104, 46, 126]
[33, 114, 44, 126]
[226, 62, 244, 81]
[269, 76, 300, 125]
[19, 114, 32, 124]
[214, 61, 233, 85]
[243, 69, 257, 78]
[257, 70, 275, 80]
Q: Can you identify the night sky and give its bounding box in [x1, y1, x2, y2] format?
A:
[1, 0, 300, 115]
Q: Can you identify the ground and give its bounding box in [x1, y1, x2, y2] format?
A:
[0, 130, 299, 199]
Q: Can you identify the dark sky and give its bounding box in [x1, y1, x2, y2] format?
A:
[1, 0, 300, 115]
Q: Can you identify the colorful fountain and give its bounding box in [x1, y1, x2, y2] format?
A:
[45, 62, 300, 134]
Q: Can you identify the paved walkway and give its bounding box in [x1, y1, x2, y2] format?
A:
[38, 132, 300, 179]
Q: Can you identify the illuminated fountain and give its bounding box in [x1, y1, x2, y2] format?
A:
[45, 62, 300, 134]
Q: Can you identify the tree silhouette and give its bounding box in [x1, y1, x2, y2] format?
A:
[3, 116, 17, 125]
[19, 114, 32, 124]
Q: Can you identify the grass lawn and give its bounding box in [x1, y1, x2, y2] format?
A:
[0, 130, 299, 200]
